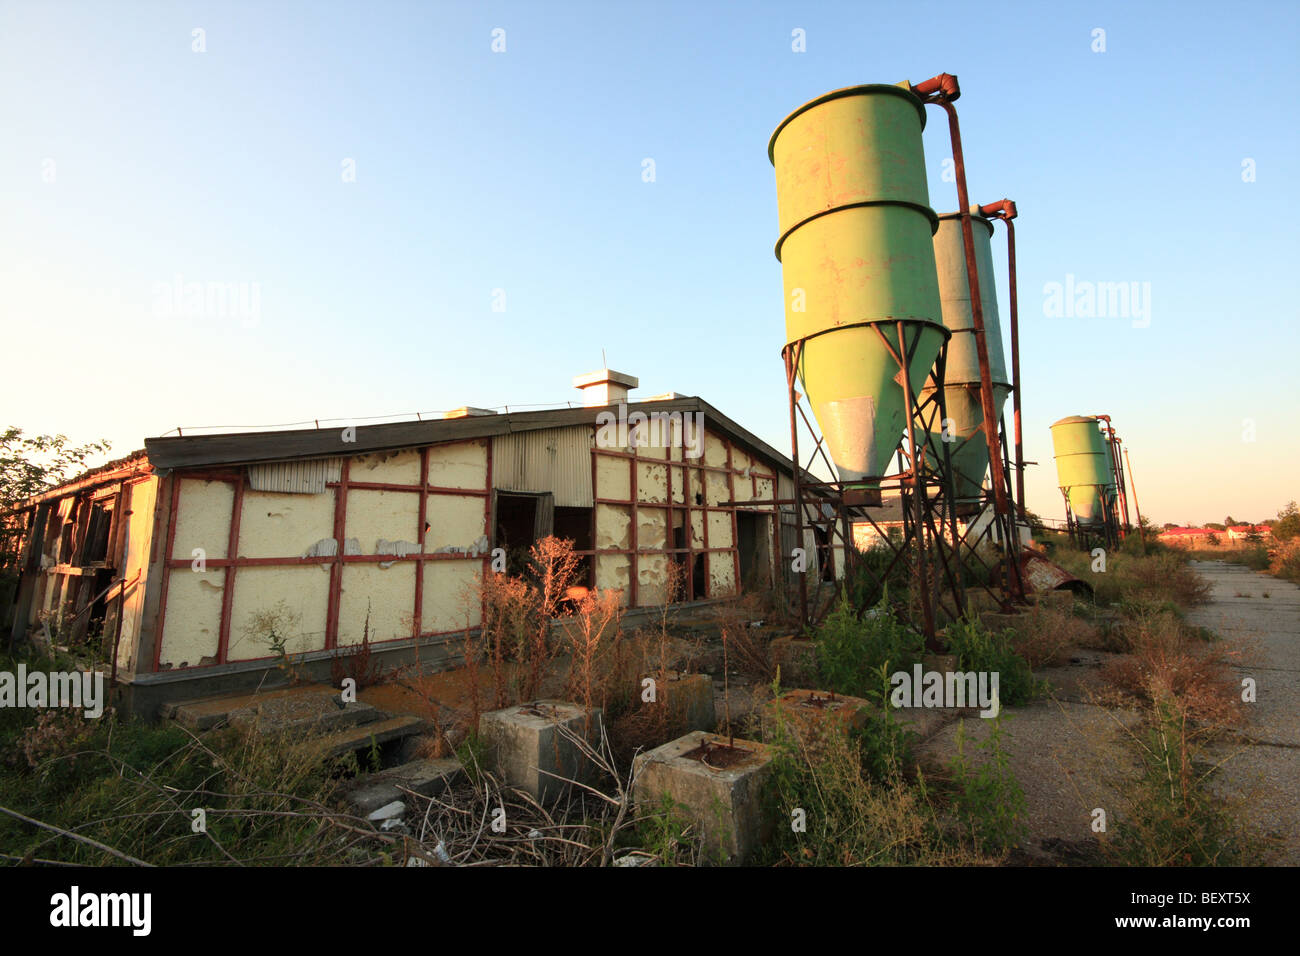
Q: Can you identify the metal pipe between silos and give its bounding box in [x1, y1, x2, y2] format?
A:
[981, 200, 1025, 521]
[913, 73, 1021, 602]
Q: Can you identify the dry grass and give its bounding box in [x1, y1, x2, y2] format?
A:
[1004, 605, 1100, 667]
[1052, 548, 1211, 610]
[1098, 610, 1249, 727]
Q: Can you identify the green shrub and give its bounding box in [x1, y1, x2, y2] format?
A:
[942, 617, 1041, 707]
[760, 674, 974, 866]
[946, 714, 1027, 854]
[814, 596, 923, 699]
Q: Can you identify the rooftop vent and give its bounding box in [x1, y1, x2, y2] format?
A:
[440, 406, 498, 419]
[572, 368, 638, 407]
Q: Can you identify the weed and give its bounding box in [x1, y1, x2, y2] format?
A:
[1105, 690, 1260, 866]
[942, 616, 1041, 706]
[815, 594, 923, 698]
[633, 792, 698, 866]
[946, 715, 1028, 855]
[329, 602, 384, 690]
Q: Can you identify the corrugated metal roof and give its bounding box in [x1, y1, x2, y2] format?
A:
[492, 426, 594, 508]
[248, 458, 342, 494]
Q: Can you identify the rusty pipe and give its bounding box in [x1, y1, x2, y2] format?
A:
[911, 73, 960, 101]
[984, 199, 1024, 521]
[917, 87, 1022, 601]
[1124, 447, 1146, 550]
[979, 199, 1018, 221]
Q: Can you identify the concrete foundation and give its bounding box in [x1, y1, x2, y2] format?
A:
[632, 730, 773, 865]
[761, 689, 871, 751]
[479, 700, 604, 804]
[1028, 589, 1074, 609]
[768, 636, 819, 687]
[977, 611, 1023, 633]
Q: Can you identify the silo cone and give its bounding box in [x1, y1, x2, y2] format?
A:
[1051, 416, 1110, 525]
[770, 84, 947, 487]
[921, 213, 1012, 507]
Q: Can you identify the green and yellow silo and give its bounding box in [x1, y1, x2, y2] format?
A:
[1050, 416, 1110, 525]
[921, 212, 1012, 508]
[770, 84, 947, 486]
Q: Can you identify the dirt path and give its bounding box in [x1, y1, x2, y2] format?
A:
[1187, 559, 1300, 864]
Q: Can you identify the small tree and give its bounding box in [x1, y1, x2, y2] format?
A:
[0, 428, 112, 513]
[1274, 501, 1300, 543]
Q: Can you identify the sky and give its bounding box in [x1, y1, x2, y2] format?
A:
[2, 0, 1297, 527]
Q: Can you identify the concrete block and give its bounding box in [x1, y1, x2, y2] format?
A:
[480, 700, 603, 804]
[769, 636, 819, 687]
[977, 611, 1023, 633]
[761, 689, 871, 751]
[633, 730, 773, 866]
[1029, 589, 1074, 609]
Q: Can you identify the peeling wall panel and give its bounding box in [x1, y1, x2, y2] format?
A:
[638, 509, 667, 550]
[595, 504, 631, 550]
[637, 553, 669, 606]
[595, 554, 630, 604]
[708, 552, 736, 597]
[636, 462, 668, 503]
[345, 489, 419, 554]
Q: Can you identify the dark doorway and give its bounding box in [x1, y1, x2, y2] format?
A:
[494, 493, 538, 576]
[736, 511, 771, 592]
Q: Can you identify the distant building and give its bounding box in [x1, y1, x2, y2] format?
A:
[1158, 525, 1268, 549]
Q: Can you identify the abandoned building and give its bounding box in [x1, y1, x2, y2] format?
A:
[2, 371, 843, 715]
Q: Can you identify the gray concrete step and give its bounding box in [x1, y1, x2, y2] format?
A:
[341, 757, 466, 816]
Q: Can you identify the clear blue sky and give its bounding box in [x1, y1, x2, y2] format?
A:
[2, 0, 1297, 525]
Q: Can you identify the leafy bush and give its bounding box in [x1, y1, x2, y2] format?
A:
[814, 596, 923, 699]
[941, 617, 1041, 707]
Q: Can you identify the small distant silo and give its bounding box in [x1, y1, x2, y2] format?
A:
[1050, 415, 1111, 527]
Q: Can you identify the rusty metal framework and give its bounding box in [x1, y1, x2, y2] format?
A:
[912, 73, 1026, 606]
[780, 319, 968, 645]
[1060, 485, 1122, 552]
